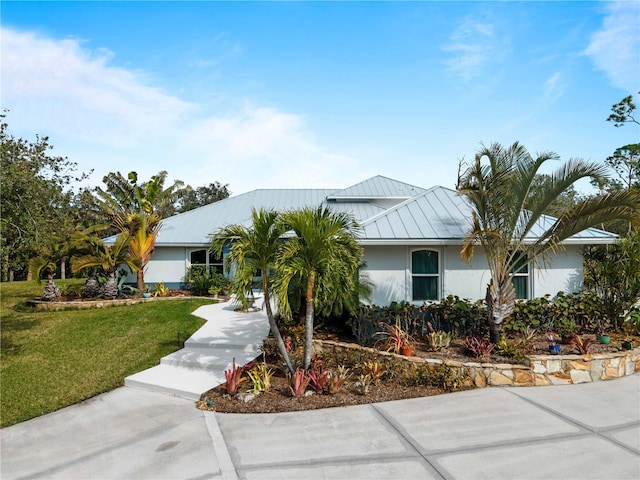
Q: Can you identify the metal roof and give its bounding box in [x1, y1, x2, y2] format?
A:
[327, 175, 426, 200]
[127, 177, 618, 247]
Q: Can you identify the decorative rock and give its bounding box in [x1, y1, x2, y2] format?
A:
[513, 369, 534, 386]
[569, 369, 592, 384]
[548, 373, 572, 385]
[474, 371, 486, 388]
[533, 374, 552, 386]
[488, 371, 513, 386]
[569, 360, 590, 371]
[546, 360, 562, 373]
[531, 362, 546, 374]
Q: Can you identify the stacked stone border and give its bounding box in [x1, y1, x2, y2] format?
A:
[25, 296, 217, 311]
[314, 339, 640, 387]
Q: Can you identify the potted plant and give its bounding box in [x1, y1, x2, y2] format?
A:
[546, 332, 561, 354]
[376, 323, 414, 356]
[554, 317, 578, 344]
[621, 339, 633, 350]
[143, 285, 152, 298]
[596, 321, 610, 344]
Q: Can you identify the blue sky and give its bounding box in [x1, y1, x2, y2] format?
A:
[2, 1, 639, 195]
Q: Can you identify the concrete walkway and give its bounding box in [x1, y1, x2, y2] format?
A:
[2, 375, 639, 479]
[124, 298, 270, 400]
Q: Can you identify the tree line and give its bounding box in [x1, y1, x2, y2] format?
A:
[0, 111, 230, 282]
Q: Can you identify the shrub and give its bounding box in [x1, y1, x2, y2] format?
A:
[288, 368, 310, 397]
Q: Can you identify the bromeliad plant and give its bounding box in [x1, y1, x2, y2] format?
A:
[223, 359, 247, 395]
[464, 335, 495, 358]
[570, 334, 594, 355]
[326, 365, 350, 395]
[426, 331, 452, 352]
[288, 368, 311, 397]
[375, 323, 413, 354]
[361, 361, 386, 385]
[246, 363, 273, 394]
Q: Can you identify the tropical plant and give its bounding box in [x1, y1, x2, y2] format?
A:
[70, 233, 140, 299]
[211, 208, 295, 374]
[288, 368, 310, 397]
[326, 365, 350, 395]
[457, 141, 640, 343]
[375, 323, 413, 354]
[28, 238, 67, 300]
[246, 363, 273, 394]
[426, 331, 452, 352]
[115, 212, 162, 291]
[570, 334, 594, 355]
[464, 335, 495, 358]
[274, 206, 363, 369]
[361, 361, 386, 385]
[223, 359, 247, 395]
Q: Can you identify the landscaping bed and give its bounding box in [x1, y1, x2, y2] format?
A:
[198, 329, 639, 414]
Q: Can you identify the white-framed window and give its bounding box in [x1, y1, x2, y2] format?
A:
[189, 249, 223, 275]
[511, 254, 529, 300]
[411, 249, 439, 301]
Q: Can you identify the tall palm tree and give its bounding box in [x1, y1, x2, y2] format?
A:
[70, 233, 140, 298]
[274, 206, 363, 370]
[457, 141, 640, 343]
[211, 208, 295, 374]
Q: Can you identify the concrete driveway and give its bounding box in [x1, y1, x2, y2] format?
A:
[2, 375, 639, 480]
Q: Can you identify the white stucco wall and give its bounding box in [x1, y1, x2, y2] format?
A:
[123, 246, 189, 288]
[362, 244, 584, 305]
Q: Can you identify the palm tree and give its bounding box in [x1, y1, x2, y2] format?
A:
[68, 224, 112, 297]
[211, 208, 295, 374]
[274, 206, 363, 370]
[457, 142, 640, 343]
[70, 233, 140, 299]
[29, 238, 67, 300]
[115, 212, 162, 291]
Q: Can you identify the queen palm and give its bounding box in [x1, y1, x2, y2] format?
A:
[29, 238, 67, 300]
[71, 233, 140, 299]
[457, 142, 640, 343]
[211, 208, 295, 374]
[274, 206, 363, 370]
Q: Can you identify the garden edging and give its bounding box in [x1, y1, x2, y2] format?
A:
[25, 296, 217, 311]
[314, 339, 640, 387]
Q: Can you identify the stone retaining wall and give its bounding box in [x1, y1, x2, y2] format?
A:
[314, 339, 640, 388]
[25, 296, 215, 311]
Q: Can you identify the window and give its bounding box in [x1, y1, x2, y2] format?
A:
[511, 255, 529, 300]
[190, 249, 223, 275]
[411, 250, 439, 301]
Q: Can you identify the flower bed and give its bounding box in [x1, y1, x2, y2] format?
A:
[314, 339, 640, 387]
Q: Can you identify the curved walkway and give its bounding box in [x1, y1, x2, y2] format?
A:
[1, 375, 638, 479]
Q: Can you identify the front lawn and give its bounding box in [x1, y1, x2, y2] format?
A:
[1, 280, 211, 427]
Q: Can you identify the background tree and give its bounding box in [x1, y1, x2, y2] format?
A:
[607, 92, 639, 127]
[0, 112, 89, 281]
[457, 142, 640, 343]
[176, 181, 231, 213]
[211, 208, 294, 374]
[274, 206, 363, 369]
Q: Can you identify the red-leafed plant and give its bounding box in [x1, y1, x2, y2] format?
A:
[570, 334, 594, 355]
[288, 368, 310, 397]
[308, 358, 329, 394]
[223, 358, 247, 395]
[464, 335, 495, 358]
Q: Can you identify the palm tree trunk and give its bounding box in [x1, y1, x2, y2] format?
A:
[262, 275, 295, 374]
[137, 269, 145, 292]
[486, 280, 515, 344]
[303, 272, 315, 370]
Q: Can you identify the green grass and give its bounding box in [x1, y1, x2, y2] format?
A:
[1, 279, 212, 427]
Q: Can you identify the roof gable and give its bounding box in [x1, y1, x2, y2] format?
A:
[327, 175, 425, 200]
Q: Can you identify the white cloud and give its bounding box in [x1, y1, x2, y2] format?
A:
[0, 27, 362, 194]
[543, 72, 565, 103]
[443, 15, 506, 81]
[584, 1, 640, 92]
